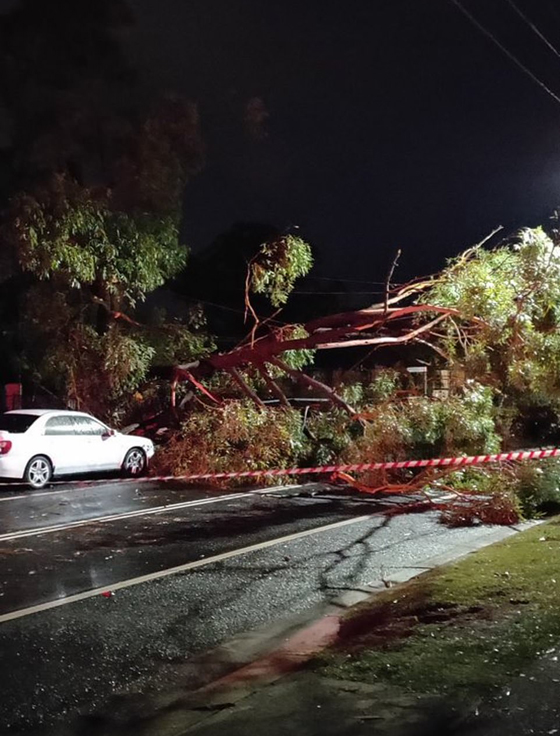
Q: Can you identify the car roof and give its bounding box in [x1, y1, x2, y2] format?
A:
[4, 409, 93, 417]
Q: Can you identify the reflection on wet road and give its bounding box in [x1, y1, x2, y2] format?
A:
[0, 486, 383, 617]
[0, 480, 249, 536]
[0, 478, 506, 734]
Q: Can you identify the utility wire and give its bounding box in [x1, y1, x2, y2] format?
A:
[294, 290, 385, 295]
[306, 276, 399, 286]
[450, 0, 560, 107]
[504, 0, 560, 61]
[191, 298, 244, 315]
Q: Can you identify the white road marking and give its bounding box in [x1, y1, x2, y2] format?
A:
[0, 484, 131, 501]
[0, 482, 293, 502]
[0, 486, 295, 542]
[0, 514, 377, 624]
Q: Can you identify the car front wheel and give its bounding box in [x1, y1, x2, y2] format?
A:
[122, 448, 147, 477]
[24, 455, 53, 489]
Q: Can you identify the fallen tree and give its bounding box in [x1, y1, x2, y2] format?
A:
[147, 225, 560, 525]
[170, 292, 484, 412]
[168, 231, 500, 412]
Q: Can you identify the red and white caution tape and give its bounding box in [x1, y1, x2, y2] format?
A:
[149, 447, 560, 483]
[1, 447, 558, 489]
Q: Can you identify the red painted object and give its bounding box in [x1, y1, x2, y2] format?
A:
[4, 384, 22, 411]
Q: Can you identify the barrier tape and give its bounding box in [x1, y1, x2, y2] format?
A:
[1, 447, 559, 489]
[149, 447, 560, 482]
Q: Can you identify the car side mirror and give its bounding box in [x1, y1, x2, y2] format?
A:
[103, 429, 116, 438]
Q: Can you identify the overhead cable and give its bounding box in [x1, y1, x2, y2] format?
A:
[294, 290, 385, 295]
[450, 0, 560, 106]
[504, 0, 560, 61]
[306, 276, 399, 286]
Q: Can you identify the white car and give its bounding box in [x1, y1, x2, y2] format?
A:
[0, 409, 155, 489]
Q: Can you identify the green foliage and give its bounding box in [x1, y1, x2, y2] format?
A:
[423, 457, 560, 522]
[514, 459, 560, 517]
[338, 382, 366, 408]
[8, 174, 186, 306]
[101, 330, 155, 399]
[151, 401, 307, 481]
[345, 384, 500, 463]
[304, 409, 359, 466]
[7, 175, 194, 419]
[20, 284, 212, 422]
[144, 307, 215, 366]
[276, 324, 316, 370]
[366, 369, 401, 402]
[425, 227, 560, 410]
[0, 0, 205, 420]
[249, 234, 313, 307]
[338, 369, 401, 408]
[21, 302, 154, 422]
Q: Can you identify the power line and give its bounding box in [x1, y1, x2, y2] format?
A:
[450, 0, 560, 107]
[294, 290, 385, 295]
[191, 298, 244, 315]
[306, 276, 398, 286]
[504, 0, 560, 61]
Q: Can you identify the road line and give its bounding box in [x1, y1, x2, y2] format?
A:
[0, 482, 293, 502]
[0, 483, 143, 502]
[0, 487, 291, 542]
[0, 514, 377, 624]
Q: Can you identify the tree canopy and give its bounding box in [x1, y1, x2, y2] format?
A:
[0, 0, 205, 418]
[425, 227, 560, 409]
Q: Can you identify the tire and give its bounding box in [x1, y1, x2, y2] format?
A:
[122, 448, 147, 477]
[24, 455, 53, 489]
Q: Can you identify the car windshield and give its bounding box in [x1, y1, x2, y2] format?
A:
[0, 413, 40, 433]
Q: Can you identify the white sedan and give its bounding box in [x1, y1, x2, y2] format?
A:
[0, 409, 155, 489]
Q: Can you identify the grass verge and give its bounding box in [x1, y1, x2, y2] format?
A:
[314, 517, 560, 700]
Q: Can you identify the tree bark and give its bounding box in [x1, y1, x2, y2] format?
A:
[227, 368, 267, 409]
[269, 357, 358, 416]
[257, 363, 291, 407]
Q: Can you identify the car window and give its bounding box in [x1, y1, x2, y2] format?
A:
[0, 413, 40, 433]
[73, 416, 107, 436]
[44, 415, 79, 436]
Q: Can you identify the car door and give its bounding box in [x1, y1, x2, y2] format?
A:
[73, 416, 124, 471]
[42, 415, 89, 475]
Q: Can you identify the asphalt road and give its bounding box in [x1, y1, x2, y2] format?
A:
[0, 477, 514, 734]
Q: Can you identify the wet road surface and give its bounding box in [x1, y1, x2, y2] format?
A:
[0, 478, 507, 734]
[0, 489, 383, 616]
[0, 479, 242, 536]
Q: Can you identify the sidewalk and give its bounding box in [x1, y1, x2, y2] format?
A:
[104, 625, 559, 736]
[163, 651, 560, 736]
[168, 671, 453, 736]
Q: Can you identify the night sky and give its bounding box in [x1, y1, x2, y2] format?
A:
[6, 0, 560, 285]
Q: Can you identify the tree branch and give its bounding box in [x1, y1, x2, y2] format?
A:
[173, 367, 221, 404]
[91, 296, 143, 327]
[314, 314, 448, 350]
[269, 357, 358, 416]
[227, 368, 267, 409]
[384, 248, 401, 315]
[258, 363, 291, 407]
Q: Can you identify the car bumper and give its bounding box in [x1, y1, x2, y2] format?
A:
[0, 456, 26, 480]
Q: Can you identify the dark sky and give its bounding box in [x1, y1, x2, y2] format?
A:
[6, 0, 560, 284]
[125, 0, 560, 282]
